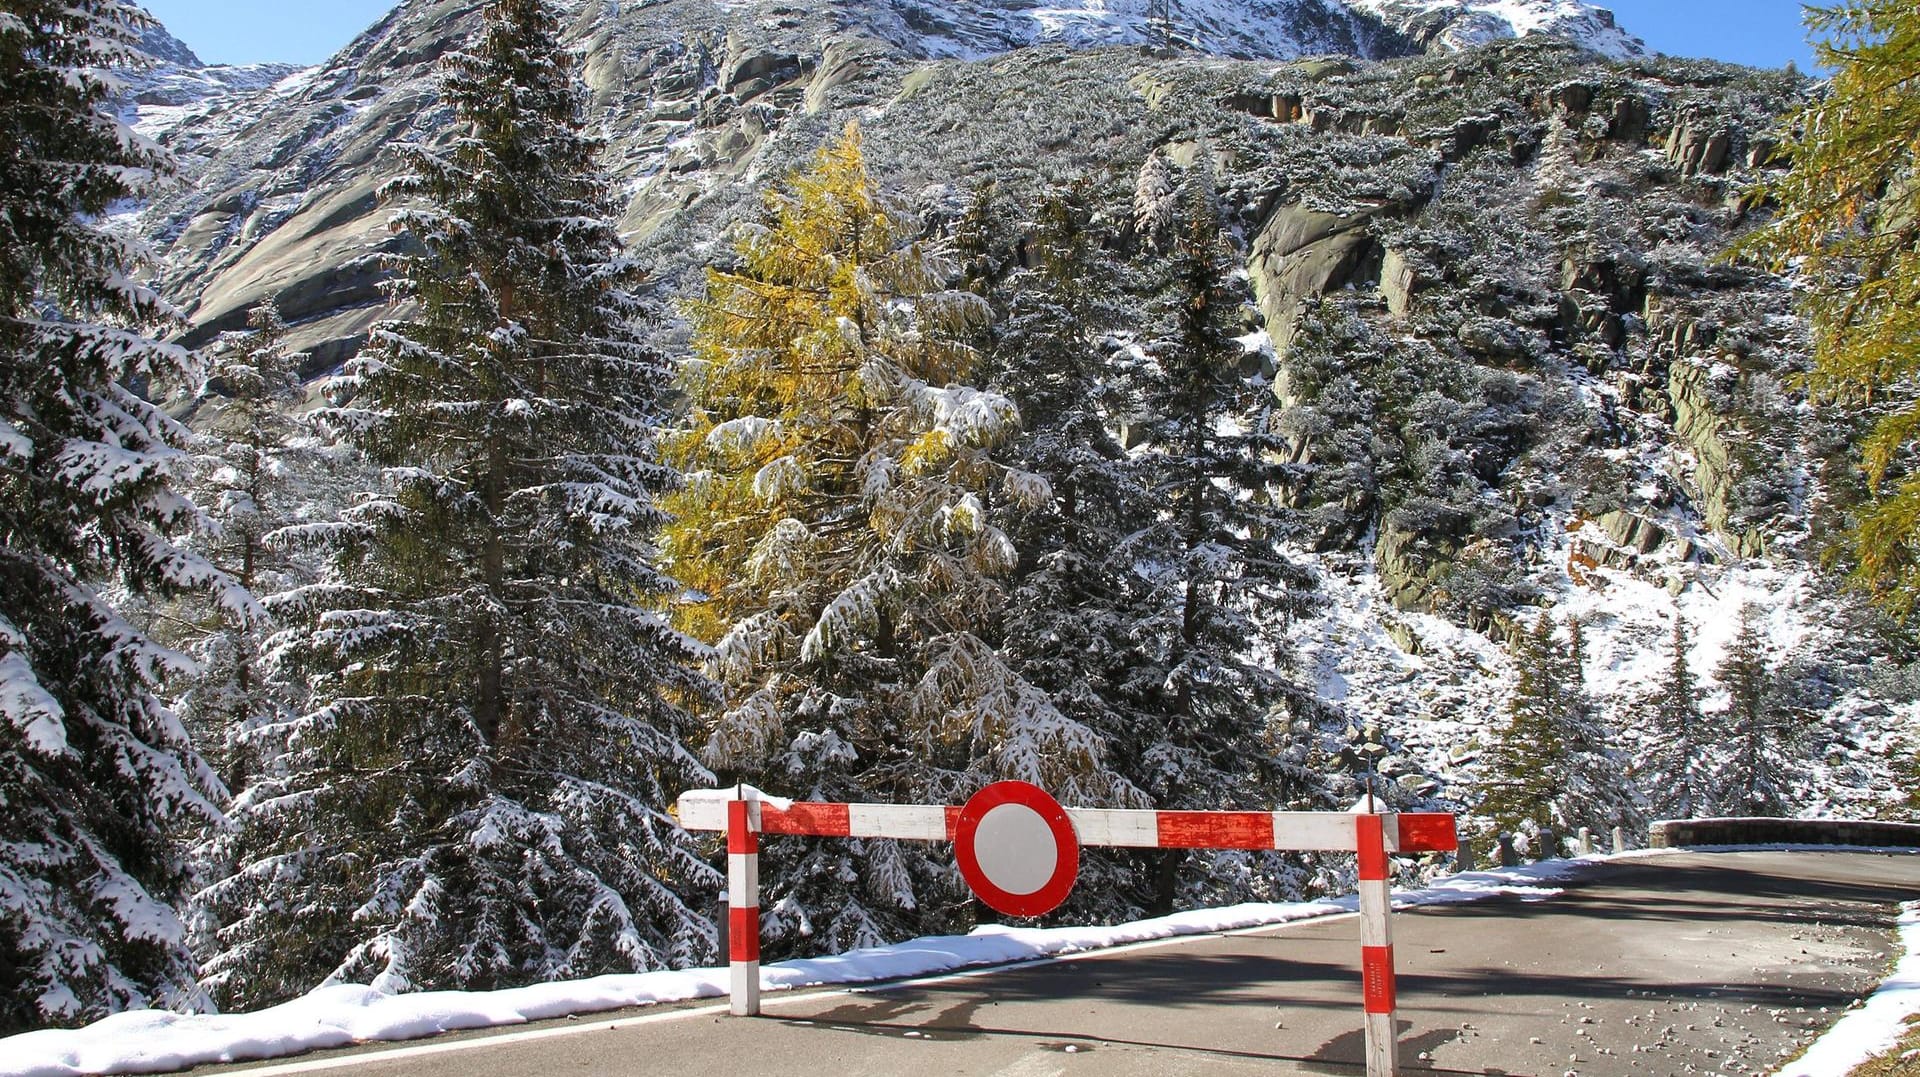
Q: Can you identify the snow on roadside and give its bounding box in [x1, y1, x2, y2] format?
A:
[1772, 900, 1920, 1077]
[0, 861, 1590, 1077]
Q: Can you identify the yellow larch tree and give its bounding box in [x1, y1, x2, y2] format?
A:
[1742, 1, 1920, 615]
[663, 124, 1129, 950]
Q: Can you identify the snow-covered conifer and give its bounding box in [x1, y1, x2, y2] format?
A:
[1127, 164, 1319, 912]
[978, 184, 1162, 920]
[0, 0, 241, 1030]
[1132, 150, 1177, 250]
[166, 303, 321, 788]
[200, 0, 716, 1008]
[1477, 615, 1625, 844]
[1715, 605, 1807, 816]
[1631, 616, 1713, 821]
[667, 125, 1071, 950]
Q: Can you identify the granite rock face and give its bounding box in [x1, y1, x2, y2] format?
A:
[130, 0, 1821, 617]
[125, 0, 1648, 367]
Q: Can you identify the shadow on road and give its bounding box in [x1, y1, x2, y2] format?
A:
[778, 1005, 1497, 1075]
[759, 854, 1916, 1076]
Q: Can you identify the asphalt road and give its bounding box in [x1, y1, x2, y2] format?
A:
[215, 850, 1920, 1077]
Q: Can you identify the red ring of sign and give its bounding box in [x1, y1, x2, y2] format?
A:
[954, 781, 1080, 918]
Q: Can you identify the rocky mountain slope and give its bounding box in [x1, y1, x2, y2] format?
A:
[130, 0, 1917, 823]
[119, 21, 306, 176]
[129, 0, 1643, 369]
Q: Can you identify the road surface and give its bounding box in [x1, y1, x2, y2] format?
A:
[213, 850, 1920, 1077]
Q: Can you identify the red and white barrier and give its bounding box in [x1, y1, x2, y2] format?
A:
[679, 783, 1457, 1077]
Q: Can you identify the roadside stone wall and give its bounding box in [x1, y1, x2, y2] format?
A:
[1650, 818, 1920, 849]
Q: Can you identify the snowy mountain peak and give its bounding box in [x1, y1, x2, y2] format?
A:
[744, 0, 1393, 61]
[715, 0, 1643, 61]
[1346, 0, 1646, 59]
[135, 19, 203, 68]
[115, 14, 307, 152]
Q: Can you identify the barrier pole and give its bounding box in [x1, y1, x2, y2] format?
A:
[1356, 813, 1397, 1077]
[727, 798, 761, 1016]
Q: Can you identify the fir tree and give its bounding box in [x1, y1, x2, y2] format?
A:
[988, 184, 1147, 767]
[666, 126, 1119, 950]
[1715, 605, 1805, 816]
[1478, 616, 1623, 843]
[1274, 303, 1388, 546]
[201, 0, 716, 1008]
[0, 0, 244, 1030]
[1132, 150, 1177, 251]
[1632, 617, 1714, 821]
[169, 302, 319, 788]
[980, 183, 1160, 920]
[1478, 617, 1569, 836]
[953, 178, 1020, 305]
[1129, 163, 1318, 911]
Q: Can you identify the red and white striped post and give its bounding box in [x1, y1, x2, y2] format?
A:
[726, 797, 761, 1016]
[680, 787, 1454, 1077]
[1356, 812, 1397, 1076]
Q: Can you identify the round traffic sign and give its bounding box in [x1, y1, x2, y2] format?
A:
[954, 781, 1079, 918]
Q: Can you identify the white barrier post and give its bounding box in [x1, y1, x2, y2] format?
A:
[727, 797, 761, 1016]
[1357, 813, 1397, 1077]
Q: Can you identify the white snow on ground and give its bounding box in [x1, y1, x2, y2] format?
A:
[1774, 900, 1920, 1077]
[0, 862, 1585, 1077]
[1291, 529, 1918, 827]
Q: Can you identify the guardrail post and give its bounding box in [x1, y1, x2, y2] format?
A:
[1578, 827, 1593, 855]
[1613, 825, 1627, 854]
[1356, 814, 1397, 1077]
[727, 797, 761, 1016]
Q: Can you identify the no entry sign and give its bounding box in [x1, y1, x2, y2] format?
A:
[954, 781, 1080, 917]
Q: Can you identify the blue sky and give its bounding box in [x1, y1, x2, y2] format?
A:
[141, 1, 1821, 70]
[1604, 0, 1818, 71]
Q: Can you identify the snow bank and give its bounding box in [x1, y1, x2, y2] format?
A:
[1772, 900, 1920, 1077]
[0, 862, 1590, 1077]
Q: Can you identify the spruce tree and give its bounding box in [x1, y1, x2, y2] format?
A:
[169, 303, 318, 788]
[0, 0, 242, 1030]
[1557, 618, 1628, 828]
[1478, 616, 1623, 844]
[1632, 617, 1714, 821]
[201, 0, 715, 1008]
[1478, 617, 1569, 837]
[1132, 150, 1178, 251]
[1130, 164, 1318, 911]
[988, 184, 1149, 775]
[1715, 605, 1804, 816]
[980, 184, 1160, 921]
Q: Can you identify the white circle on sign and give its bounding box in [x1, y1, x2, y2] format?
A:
[972, 802, 1059, 896]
